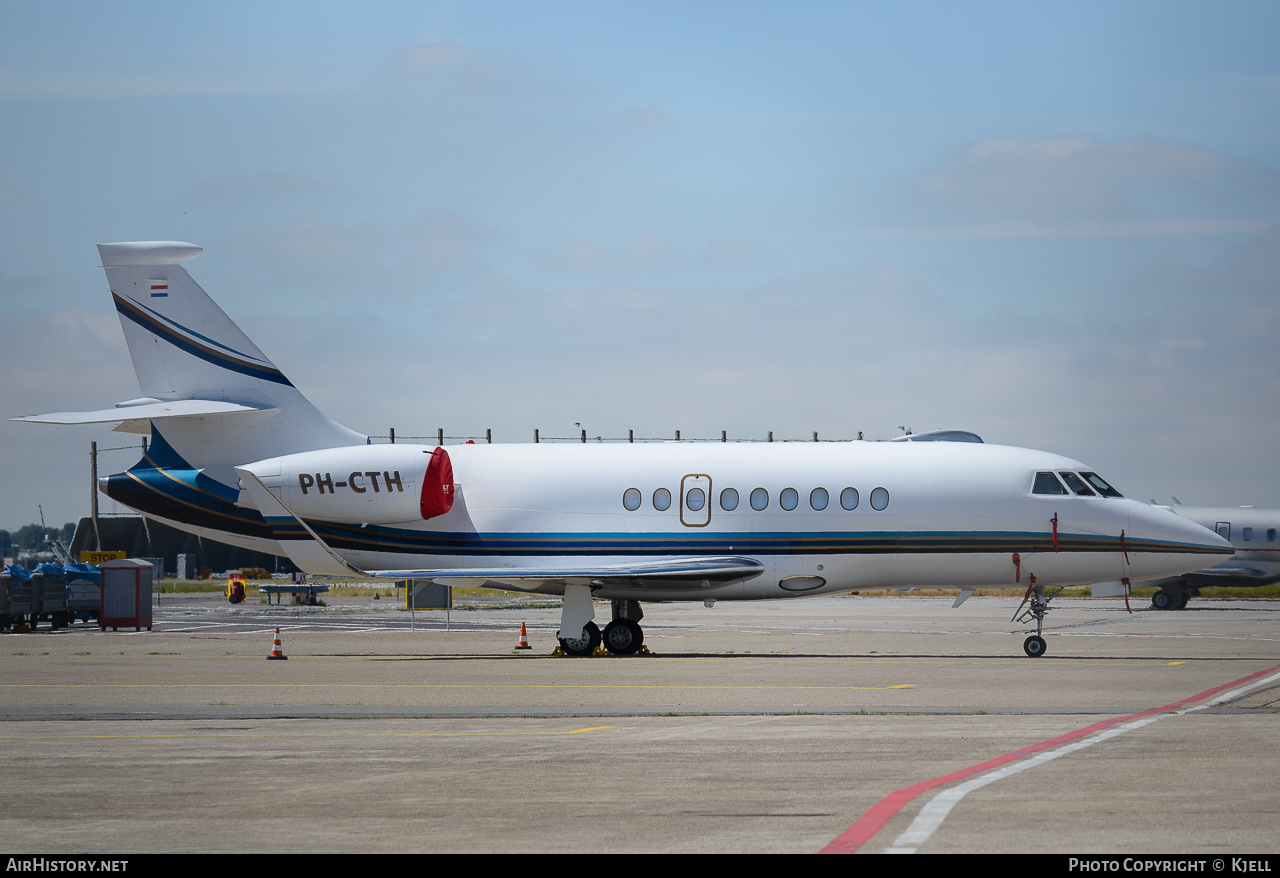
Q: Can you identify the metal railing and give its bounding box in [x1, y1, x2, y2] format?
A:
[373, 427, 868, 445]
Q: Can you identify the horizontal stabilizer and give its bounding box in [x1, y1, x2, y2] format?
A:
[13, 399, 278, 425]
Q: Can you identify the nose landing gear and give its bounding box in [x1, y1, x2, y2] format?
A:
[1012, 578, 1063, 658]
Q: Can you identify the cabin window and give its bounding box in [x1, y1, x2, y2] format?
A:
[720, 488, 739, 511]
[870, 487, 890, 510]
[686, 487, 706, 512]
[780, 488, 799, 510]
[1269, 529, 1276, 542]
[750, 487, 769, 511]
[1033, 472, 1067, 495]
[840, 487, 859, 510]
[1059, 472, 1097, 496]
[1243, 527, 1253, 541]
[622, 488, 642, 511]
[653, 488, 672, 511]
[810, 487, 829, 510]
[1080, 472, 1123, 498]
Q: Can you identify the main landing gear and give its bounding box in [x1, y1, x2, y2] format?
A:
[1151, 587, 1190, 611]
[1012, 579, 1063, 658]
[558, 620, 602, 657]
[556, 585, 646, 656]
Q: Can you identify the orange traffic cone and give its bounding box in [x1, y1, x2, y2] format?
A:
[267, 627, 288, 660]
[515, 622, 532, 650]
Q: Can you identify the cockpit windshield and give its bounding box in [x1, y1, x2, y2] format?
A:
[1032, 472, 1067, 495]
[1031, 470, 1124, 498]
[1059, 472, 1097, 496]
[1080, 472, 1123, 498]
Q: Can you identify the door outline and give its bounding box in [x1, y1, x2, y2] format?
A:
[680, 474, 712, 528]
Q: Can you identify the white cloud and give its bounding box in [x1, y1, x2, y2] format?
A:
[403, 215, 498, 271]
[541, 231, 676, 275]
[0, 69, 329, 99]
[187, 172, 323, 201]
[908, 135, 1280, 232]
[216, 218, 395, 300]
[389, 39, 514, 89]
[618, 106, 672, 129]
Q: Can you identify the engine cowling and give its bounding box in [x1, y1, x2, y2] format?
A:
[240, 444, 455, 524]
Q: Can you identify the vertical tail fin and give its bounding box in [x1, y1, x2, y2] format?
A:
[96, 241, 366, 469]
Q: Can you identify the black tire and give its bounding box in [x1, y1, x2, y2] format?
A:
[558, 621, 601, 657]
[1152, 590, 1175, 611]
[1023, 635, 1047, 658]
[603, 619, 644, 655]
[1174, 591, 1190, 610]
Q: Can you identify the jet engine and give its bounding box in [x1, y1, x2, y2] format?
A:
[239, 444, 454, 524]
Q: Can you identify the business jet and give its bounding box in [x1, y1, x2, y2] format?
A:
[1140, 501, 1280, 609]
[15, 242, 1232, 657]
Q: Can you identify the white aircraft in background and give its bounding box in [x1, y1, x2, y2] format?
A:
[1140, 501, 1280, 609]
[15, 242, 1232, 657]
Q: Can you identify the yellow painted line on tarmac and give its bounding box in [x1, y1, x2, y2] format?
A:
[0, 683, 915, 690]
[0, 726, 617, 741]
[1167, 661, 1186, 665]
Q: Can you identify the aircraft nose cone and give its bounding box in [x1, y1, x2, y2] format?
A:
[1127, 502, 1234, 580]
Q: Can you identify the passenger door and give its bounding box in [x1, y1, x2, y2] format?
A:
[680, 474, 712, 528]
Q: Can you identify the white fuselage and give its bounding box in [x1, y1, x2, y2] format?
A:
[234, 440, 1231, 600]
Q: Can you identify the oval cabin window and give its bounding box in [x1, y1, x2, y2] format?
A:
[686, 487, 706, 512]
[840, 487, 859, 510]
[810, 487, 828, 510]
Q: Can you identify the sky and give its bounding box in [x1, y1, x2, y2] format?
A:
[2, 0, 1279, 528]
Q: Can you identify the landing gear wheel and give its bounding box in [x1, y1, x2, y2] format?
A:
[603, 618, 644, 655]
[1174, 591, 1190, 610]
[558, 621, 601, 657]
[1023, 635, 1047, 658]
[1152, 590, 1175, 611]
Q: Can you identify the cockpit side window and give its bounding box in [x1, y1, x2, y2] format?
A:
[1032, 472, 1067, 495]
[1080, 472, 1123, 498]
[1059, 472, 1097, 496]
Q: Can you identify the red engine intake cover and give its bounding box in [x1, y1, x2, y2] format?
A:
[420, 447, 455, 520]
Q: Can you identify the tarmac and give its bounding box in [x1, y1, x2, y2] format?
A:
[1, 591, 1277, 853]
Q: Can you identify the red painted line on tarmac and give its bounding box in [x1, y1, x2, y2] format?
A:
[820, 661, 1280, 854]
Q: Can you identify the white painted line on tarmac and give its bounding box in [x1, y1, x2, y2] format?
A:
[821, 661, 1280, 854]
[883, 668, 1280, 854]
[885, 715, 1165, 853]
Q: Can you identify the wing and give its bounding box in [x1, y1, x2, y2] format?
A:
[236, 469, 765, 588]
[367, 556, 766, 589]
